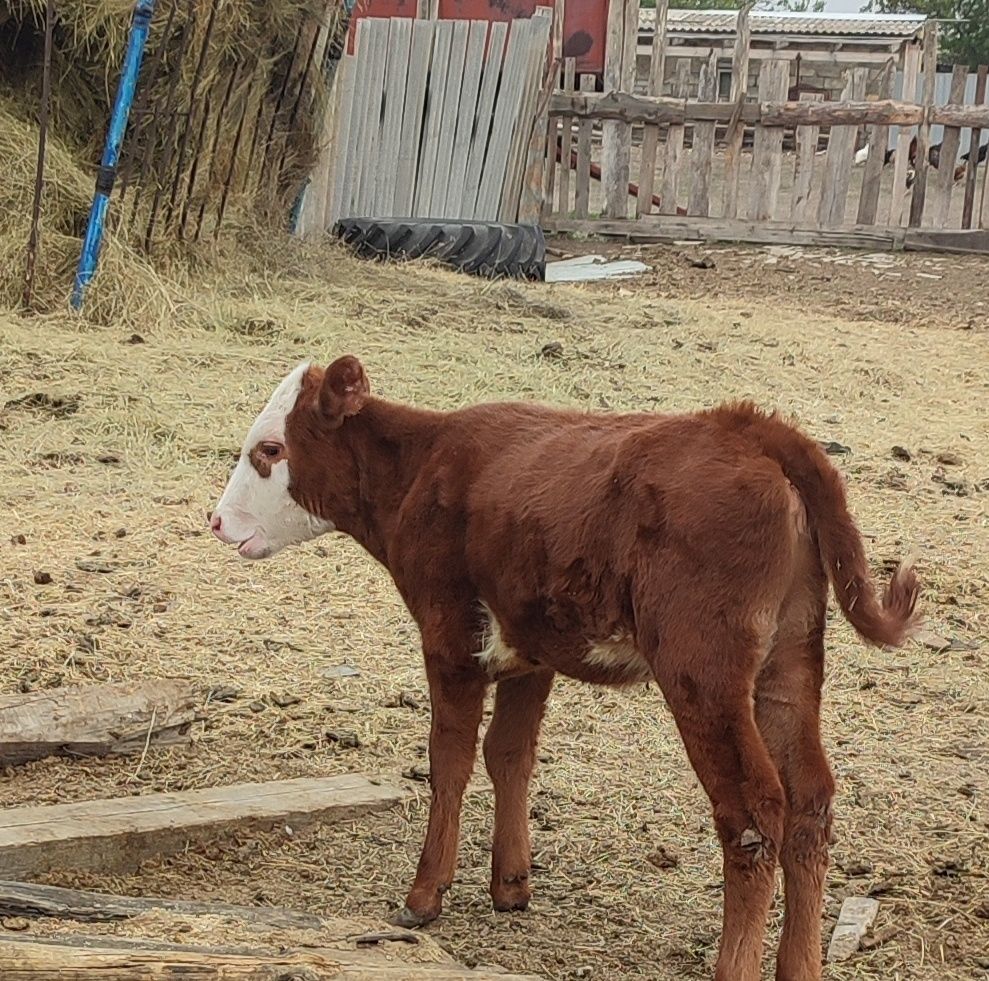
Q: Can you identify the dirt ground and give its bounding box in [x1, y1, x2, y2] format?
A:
[1, 235, 987, 980]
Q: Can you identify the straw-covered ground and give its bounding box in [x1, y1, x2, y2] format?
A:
[1, 225, 987, 980]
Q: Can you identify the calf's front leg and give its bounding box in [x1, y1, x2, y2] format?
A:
[483, 670, 554, 913]
[393, 654, 486, 928]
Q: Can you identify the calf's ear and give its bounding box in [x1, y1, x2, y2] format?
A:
[320, 356, 370, 424]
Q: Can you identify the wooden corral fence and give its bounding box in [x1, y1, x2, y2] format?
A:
[114, 0, 348, 250]
[541, 2, 989, 253]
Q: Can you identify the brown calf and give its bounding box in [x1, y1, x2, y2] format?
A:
[211, 357, 920, 981]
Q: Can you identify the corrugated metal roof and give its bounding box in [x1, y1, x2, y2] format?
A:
[639, 9, 927, 38]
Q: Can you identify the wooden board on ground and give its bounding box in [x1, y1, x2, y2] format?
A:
[0, 680, 202, 766]
[0, 886, 543, 979]
[0, 774, 406, 878]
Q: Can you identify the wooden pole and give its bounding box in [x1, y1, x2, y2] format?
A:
[908, 20, 938, 228]
[636, 0, 667, 218]
[961, 65, 988, 229]
[722, 2, 753, 219]
[21, 0, 55, 311]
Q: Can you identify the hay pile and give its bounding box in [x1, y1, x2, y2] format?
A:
[0, 0, 345, 314]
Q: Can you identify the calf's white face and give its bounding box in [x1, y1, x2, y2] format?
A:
[210, 363, 334, 560]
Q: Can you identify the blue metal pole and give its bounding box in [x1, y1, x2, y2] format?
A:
[71, 0, 156, 311]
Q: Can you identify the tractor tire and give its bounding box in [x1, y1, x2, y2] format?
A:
[333, 218, 546, 281]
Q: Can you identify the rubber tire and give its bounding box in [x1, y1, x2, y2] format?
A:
[333, 218, 546, 281]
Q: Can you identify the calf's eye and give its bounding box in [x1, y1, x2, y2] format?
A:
[261, 442, 283, 459]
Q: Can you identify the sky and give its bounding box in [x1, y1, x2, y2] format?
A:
[821, 0, 872, 10]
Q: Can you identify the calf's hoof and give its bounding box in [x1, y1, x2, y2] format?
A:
[491, 875, 531, 914]
[390, 903, 440, 929]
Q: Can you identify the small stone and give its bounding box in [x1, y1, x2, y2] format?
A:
[891, 445, 912, 462]
[820, 440, 852, 456]
[125, 333, 145, 344]
[540, 341, 564, 359]
[936, 451, 962, 466]
[688, 255, 716, 269]
[322, 664, 361, 679]
[403, 764, 430, 782]
[11, 534, 26, 545]
[114, 528, 127, 538]
[647, 846, 680, 869]
[327, 730, 360, 749]
[827, 896, 880, 962]
[33, 571, 53, 585]
[270, 692, 302, 708]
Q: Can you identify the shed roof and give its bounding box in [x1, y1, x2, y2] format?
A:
[639, 9, 927, 39]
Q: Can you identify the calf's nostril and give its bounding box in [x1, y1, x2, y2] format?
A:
[210, 513, 222, 533]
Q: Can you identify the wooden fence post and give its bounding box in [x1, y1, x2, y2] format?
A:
[908, 20, 938, 228]
[856, 56, 896, 226]
[749, 58, 789, 221]
[636, 0, 667, 217]
[817, 67, 868, 227]
[601, 0, 638, 218]
[689, 49, 720, 217]
[961, 65, 987, 229]
[890, 39, 922, 226]
[722, 3, 752, 219]
[792, 92, 823, 224]
[931, 63, 970, 227]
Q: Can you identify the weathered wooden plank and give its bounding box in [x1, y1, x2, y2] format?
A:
[659, 60, 690, 216]
[962, 66, 988, 229]
[318, 58, 353, 231]
[0, 774, 406, 878]
[856, 57, 896, 226]
[556, 58, 577, 217]
[931, 63, 970, 228]
[890, 40, 921, 227]
[354, 19, 390, 218]
[903, 227, 989, 253]
[817, 67, 868, 227]
[932, 104, 989, 129]
[394, 19, 434, 217]
[688, 49, 719, 218]
[0, 935, 542, 980]
[636, 0, 667, 218]
[549, 93, 927, 129]
[503, 10, 552, 222]
[792, 92, 823, 224]
[827, 897, 880, 962]
[601, 0, 637, 218]
[722, 3, 752, 220]
[0, 681, 201, 766]
[444, 20, 488, 218]
[374, 16, 413, 217]
[0, 881, 324, 931]
[414, 20, 454, 218]
[760, 99, 924, 128]
[517, 13, 558, 223]
[475, 20, 530, 220]
[545, 215, 907, 251]
[462, 21, 508, 219]
[574, 73, 595, 217]
[331, 43, 363, 221]
[431, 19, 470, 218]
[908, 21, 939, 228]
[748, 58, 789, 222]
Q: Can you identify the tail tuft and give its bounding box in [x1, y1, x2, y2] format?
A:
[878, 559, 921, 648]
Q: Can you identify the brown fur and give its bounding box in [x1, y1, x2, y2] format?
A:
[280, 357, 920, 981]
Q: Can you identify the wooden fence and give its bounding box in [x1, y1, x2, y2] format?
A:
[541, 2, 989, 253]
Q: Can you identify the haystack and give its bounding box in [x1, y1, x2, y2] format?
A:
[0, 0, 346, 314]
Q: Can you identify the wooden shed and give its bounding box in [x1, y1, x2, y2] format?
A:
[636, 9, 927, 101]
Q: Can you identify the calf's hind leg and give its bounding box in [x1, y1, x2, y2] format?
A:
[483, 670, 554, 912]
[756, 627, 834, 981]
[649, 631, 785, 981]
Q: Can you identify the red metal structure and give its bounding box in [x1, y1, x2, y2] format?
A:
[347, 0, 606, 74]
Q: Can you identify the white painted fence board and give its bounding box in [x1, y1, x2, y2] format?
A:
[375, 16, 413, 217]
[414, 20, 454, 217]
[394, 19, 435, 217]
[431, 20, 470, 217]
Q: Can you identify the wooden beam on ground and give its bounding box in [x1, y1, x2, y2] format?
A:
[0, 681, 202, 766]
[0, 880, 324, 930]
[0, 774, 406, 878]
[545, 215, 907, 251]
[0, 934, 543, 980]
